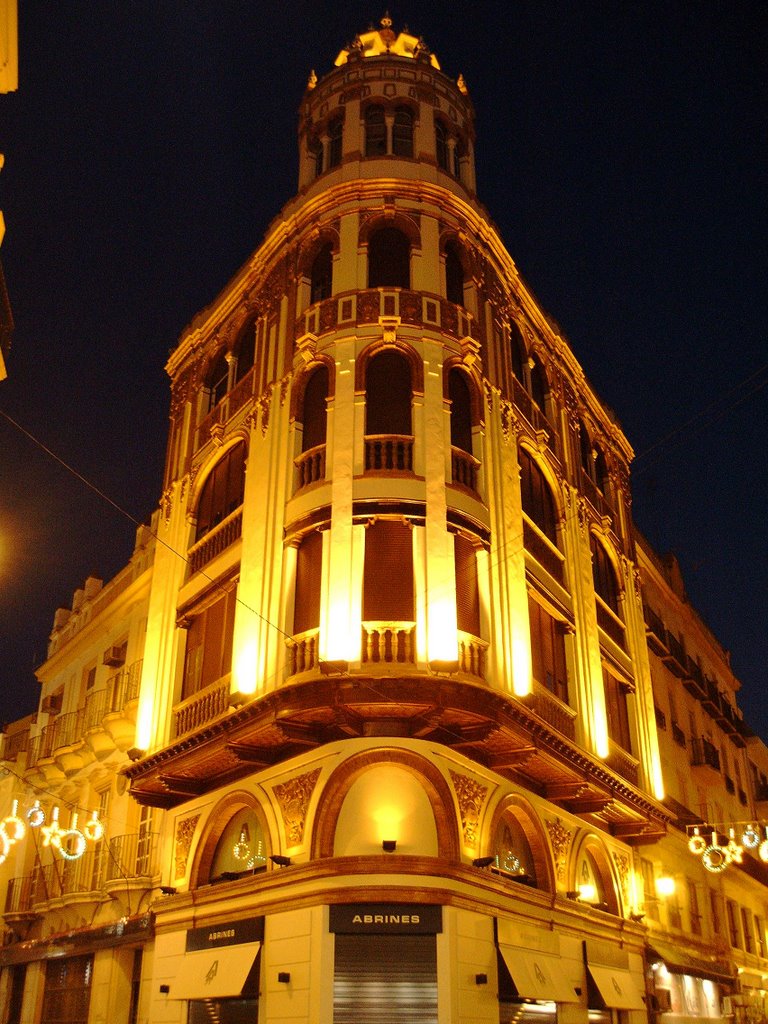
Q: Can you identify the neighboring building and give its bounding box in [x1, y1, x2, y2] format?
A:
[0, 17, 765, 1024]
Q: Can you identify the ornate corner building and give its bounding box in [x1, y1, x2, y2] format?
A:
[1, 18, 766, 1024]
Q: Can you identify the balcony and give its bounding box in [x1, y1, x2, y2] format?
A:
[690, 737, 721, 773]
[450, 447, 480, 495]
[662, 632, 688, 678]
[361, 622, 416, 666]
[512, 378, 560, 463]
[364, 434, 414, 473]
[671, 721, 686, 748]
[294, 443, 326, 491]
[596, 598, 626, 650]
[457, 632, 488, 680]
[3, 875, 36, 920]
[195, 368, 255, 452]
[644, 606, 668, 656]
[682, 657, 706, 699]
[523, 520, 564, 585]
[286, 629, 320, 676]
[173, 676, 232, 738]
[522, 682, 576, 741]
[187, 506, 243, 576]
[607, 740, 640, 787]
[579, 468, 615, 527]
[1, 728, 29, 762]
[105, 832, 158, 888]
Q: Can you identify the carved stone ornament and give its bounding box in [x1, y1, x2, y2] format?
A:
[257, 393, 271, 436]
[272, 768, 321, 846]
[546, 818, 572, 882]
[577, 497, 589, 532]
[612, 851, 630, 902]
[161, 487, 173, 523]
[280, 375, 291, 406]
[449, 771, 489, 849]
[500, 399, 521, 442]
[174, 814, 200, 878]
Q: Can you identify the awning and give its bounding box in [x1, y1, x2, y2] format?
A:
[647, 942, 734, 986]
[587, 964, 646, 1010]
[498, 943, 579, 1003]
[169, 941, 260, 1000]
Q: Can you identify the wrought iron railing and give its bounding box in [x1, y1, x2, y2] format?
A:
[188, 507, 243, 576]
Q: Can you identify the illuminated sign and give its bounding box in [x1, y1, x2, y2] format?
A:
[329, 903, 442, 934]
[186, 916, 263, 951]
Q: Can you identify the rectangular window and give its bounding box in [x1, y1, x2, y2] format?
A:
[334, 933, 437, 1023]
[640, 859, 660, 922]
[687, 879, 702, 935]
[726, 900, 741, 948]
[667, 891, 683, 931]
[182, 587, 237, 699]
[755, 916, 765, 958]
[528, 595, 568, 703]
[42, 955, 93, 1024]
[603, 668, 632, 752]
[741, 907, 754, 953]
[709, 890, 722, 934]
[136, 805, 154, 876]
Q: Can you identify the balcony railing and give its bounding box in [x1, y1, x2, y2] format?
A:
[106, 832, 158, 880]
[457, 632, 487, 679]
[654, 706, 667, 730]
[187, 507, 243, 576]
[4, 875, 34, 916]
[295, 444, 326, 490]
[523, 520, 564, 584]
[106, 658, 142, 712]
[596, 599, 626, 650]
[173, 676, 232, 737]
[364, 434, 414, 473]
[663, 632, 688, 677]
[286, 629, 320, 676]
[671, 721, 686, 748]
[2, 729, 29, 761]
[607, 740, 640, 786]
[512, 378, 560, 461]
[690, 737, 721, 771]
[523, 683, 576, 741]
[450, 447, 480, 494]
[644, 605, 668, 655]
[362, 622, 416, 665]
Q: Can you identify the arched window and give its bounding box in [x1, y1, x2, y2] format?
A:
[392, 106, 413, 157]
[449, 368, 473, 454]
[301, 365, 328, 452]
[368, 226, 410, 288]
[594, 445, 609, 493]
[445, 241, 465, 306]
[294, 530, 322, 634]
[519, 449, 557, 544]
[181, 585, 237, 701]
[580, 421, 594, 480]
[529, 354, 548, 412]
[310, 244, 333, 304]
[493, 811, 538, 884]
[363, 520, 414, 621]
[454, 534, 480, 637]
[328, 117, 343, 168]
[366, 349, 412, 436]
[310, 137, 323, 178]
[603, 666, 632, 752]
[528, 594, 568, 704]
[364, 104, 386, 157]
[590, 535, 620, 615]
[205, 350, 229, 411]
[195, 442, 246, 541]
[575, 848, 611, 908]
[509, 322, 526, 382]
[208, 808, 268, 880]
[234, 321, 255, 384]
[435, 120, 449, 171]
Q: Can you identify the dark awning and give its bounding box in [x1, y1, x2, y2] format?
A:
[647, 942, 734, 986]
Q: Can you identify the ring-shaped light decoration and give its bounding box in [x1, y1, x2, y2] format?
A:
[702, 845, 728, 873]
[26, 801, 45, 828]
[83, 812, 104, 843]
[688, 832, 707, 855]
[0, 829, 10, 866]
[233, 840, 251, 861]
[759, 839, 768, 864]
[0, 799, 26, 844]
[742, 825, 761, 849]
[503, 851, 522, 874]
[57, 828, 87, 861]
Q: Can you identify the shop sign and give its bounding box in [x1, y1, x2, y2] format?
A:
[186, 916, 263, 952]
[329, 903, 442, 934]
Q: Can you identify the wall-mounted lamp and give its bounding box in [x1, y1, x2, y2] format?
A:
[270, 855, 292, 867]
[159, 885, 177, 896]
[472, 856, 496, 868]
[278, 972, 291, 984]
[475, 973, 488, 985]
[127, 747, 146, 762]
[577, 883, 597, 902]
[382, 840, 397, 853]
[655, 875, 675, 897]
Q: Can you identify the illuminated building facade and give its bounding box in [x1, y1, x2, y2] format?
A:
[1, 17, 767, 1024]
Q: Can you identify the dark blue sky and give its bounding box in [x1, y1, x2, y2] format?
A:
[0, 3, 765, 733]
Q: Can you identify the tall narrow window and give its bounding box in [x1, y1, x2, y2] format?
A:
[301, 365, 328, 452]
[510, 322, 526, 382]
[195, 442, 246, 541]
[364, 104, 386, 156]
[454, 534, 480, 637]
[294, 530, 322, 634]
[435, 119, 449, 171]
[363, 520, 414, 621]
[205, 350, 229, 411]
[368, 226, 410, 288]
[519, 450, 557, 544]
[449, 368, 473, 454]
[365, 350, 412, 436]
[310, 244, 333, 304]
[445, 241, 465, 305]
[529, 355, 548, 412]
[234, 321, 256, 383]
[591, 535, 620, 614]
[528, 595, 568, 704]
[328, 117, 343, 168]
[181, 587, 237, 699]
[392, 106, 413, 157]
[602, 667, 632, 752]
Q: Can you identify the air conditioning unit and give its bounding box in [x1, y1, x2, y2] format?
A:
[103, 643, 127, 668]
[653, 989, 672, 1013]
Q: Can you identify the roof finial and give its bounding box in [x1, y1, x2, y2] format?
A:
[381, 12, 393, 30]
[379, 11, 396, 47]
[457, 74, 468, 96]
[307, 69, 317, 90]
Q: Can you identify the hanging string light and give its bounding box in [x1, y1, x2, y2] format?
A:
[687, 821, 768, 873]
[57, 812, 87, 861]
[0, 799, 26, 844]
[0, 796, 105, 862]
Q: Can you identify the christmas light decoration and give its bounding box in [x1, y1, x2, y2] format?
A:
[688, 827, 706, 855]
[0, 799, 26, 843]
[687, 821, 768, 873]
[26, 801, 45, 828]
[83, 810, 104, 843]
[742, 824, 760, 849]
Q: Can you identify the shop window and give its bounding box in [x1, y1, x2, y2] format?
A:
[367, 226, 410, 288]
[602, 667, 632, 752]
[364, 104, 386, 156]
[498, 953, 557, 1024]
[294, 530, 323, 634]
[363, 520, 414, 621]
[42, 955, 93, 1024]
[529, 596, 568, 704]
[194, 442, 246, 542]
[181, 587, 237, 700]
[6, 964, 26, 1024]
[334, 933, 437, 1024]
[454, 534, 480, 637]
[493, 812, 537, 884]
[205, 350, 230, 412]
[328, 116, 343, 168]
[365, 349, 412, 436]
[444, 241, 465, 305]
[392, 106, 414, 157]
[310, 243, 333, 304]
[234, 321, 256, 383]
[208, 808, 267, 881]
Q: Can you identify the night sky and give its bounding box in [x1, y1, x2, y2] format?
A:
[0, 4, 765, 736]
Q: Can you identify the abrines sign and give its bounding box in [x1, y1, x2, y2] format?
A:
[329, 903, 442, 935]
[186, 916, 264, 952]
